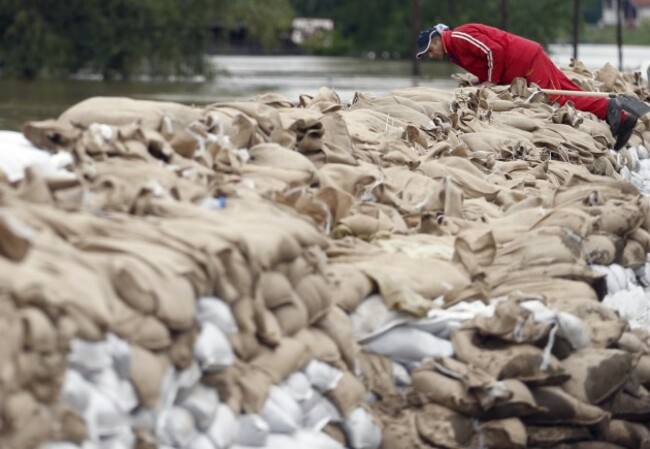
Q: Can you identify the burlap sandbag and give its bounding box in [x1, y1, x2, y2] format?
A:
[603, 389, 650, 422]
[326, 370, 366, 417]
[548, 297, 626, 348]
[379, 410, 430, 449]
[243, 143, 318, 188]
[467, 299, 552, 344]
[293, 273, 332, 324]
[357, 352, 400, 403]
[414, 403, 475, 449]
[0, 211, 32, 262]
[526, 425, 592, 447]
[325, 263, 374, 312]
[272, 299, 309, 336]
[603, 419, 650, 449]
[484, 379, 541, 420]
[469, 418, 527, 449]
[410, 367, 481, 416]
[237, 365, 273, 413]
[316, 306, 360, 372]
[0, 391, 54, 449]
[527, 386, 610, 426]
[452, 328, 567, 384]
[250, 337, 311, 384]
[560, 348, 637, 404]
[257, 271, 296, 310]
[129, 345, 171, 408]
[294, 327, 345, 370]
[551, 443, 632, 449]
[0, 295, 22, 399]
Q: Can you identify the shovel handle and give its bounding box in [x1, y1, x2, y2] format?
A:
[538, 88, 619, 98]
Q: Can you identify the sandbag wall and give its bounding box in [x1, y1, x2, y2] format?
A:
[0, 60, 650, 449]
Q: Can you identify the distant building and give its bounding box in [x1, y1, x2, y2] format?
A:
[291, 18, 334, 45]
[632, 0, 650, 20]
[601, 0, 637, 25]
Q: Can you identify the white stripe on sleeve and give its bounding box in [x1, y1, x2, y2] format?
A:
[451, 31, 494, 83]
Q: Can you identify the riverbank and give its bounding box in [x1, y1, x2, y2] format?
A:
[3, 45, 649, 133]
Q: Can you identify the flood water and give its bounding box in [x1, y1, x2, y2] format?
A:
[0, 44, 648, 131]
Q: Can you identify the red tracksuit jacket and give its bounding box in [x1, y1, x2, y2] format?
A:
[440, 23, 608, 120]
[441, 23, 543, 84]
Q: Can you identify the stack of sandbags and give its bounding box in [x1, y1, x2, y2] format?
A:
[2, 59, 650, 449]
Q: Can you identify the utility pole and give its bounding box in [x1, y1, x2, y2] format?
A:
[501, 0, 509, 31]
[616, 0, 623, 71]
[412, 0, 422, 76]
[572, 0, 581, 60]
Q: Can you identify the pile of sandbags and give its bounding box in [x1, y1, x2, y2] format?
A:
[1, 60, 650, 449]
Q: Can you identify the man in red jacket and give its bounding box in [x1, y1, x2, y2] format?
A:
[416, 23, 649, 151]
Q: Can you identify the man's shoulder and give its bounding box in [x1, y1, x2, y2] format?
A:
[453, 23, 500, 35]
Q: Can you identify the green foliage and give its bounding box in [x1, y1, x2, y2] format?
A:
[292, 0, 577, 57]
[218, 0, 294, 48]
[303, 28, 353, 56]
[0, 0, 614, 78]
[421, 0, 573, 50]
[581, 19, 650, 45]
[0, 0, 216, 80]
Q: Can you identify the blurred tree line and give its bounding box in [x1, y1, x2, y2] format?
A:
[293, 0, 577, 57]
[0, 0, 598, 80]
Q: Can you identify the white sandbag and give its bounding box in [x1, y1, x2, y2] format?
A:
[445, 300, 493, 316]
[62, 369, 94, 412]
[156, 406, 199, 448]
[178, 384, 220, 431]
[294, 429, 346, 449]
[206, 404, 239, 449]
[303, 392, 343, 430]
[342, 407, 382, 449]
[69, 339, 114, 375]
[197, 297, 238, 334]
[83, 387, 129, 440]
[106, 333, 131, 378]
[194, 322, 235, 372]
[410, 308, 476, 338]
[637, 145, 649, 160]
[158, 362, 205, 416]
[188, 434, 217, 449]
[298, 386, 325, 416]
[304, 360, 343, 393]
[603, 285, 650, 329]
[259, 433, 303, 449]
[43, 444, 82, 449]
[520, 300, 590, 349]
[281, 372, 314, 403]
[592, 264, 631, 294]
[175, 361, 203, 399]
[392, 362, 411, 386]
[90, 368, 139, 414]
[259, 385, 302, 433]
[640, 259, 650, 285]
[362, 326, 454, 364]
[349, 295, 410, 342]
[0, 130, 73, 182]
[97, 427, 135, 449]
[81, 443, 101, 449]
[234, 414, 269, 447]
[131, 408, 156, 429]
[233, 430, 344, 449]
[157, 366, 180, 412]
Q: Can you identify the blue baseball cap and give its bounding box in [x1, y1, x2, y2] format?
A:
[416, 24, 449, 58]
